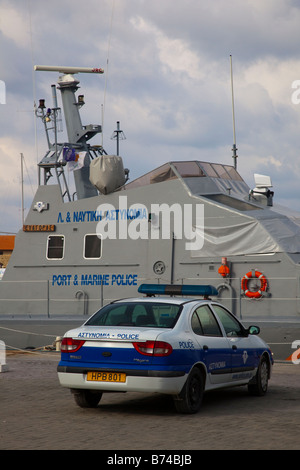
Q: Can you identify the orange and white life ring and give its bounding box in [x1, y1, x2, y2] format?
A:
[241, 271, 268, 299]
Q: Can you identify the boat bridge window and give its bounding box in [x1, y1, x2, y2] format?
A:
[198, 162, 243, 181]
[84, 234, 102, 259]
[124, 163, 177, 190]
[172, 161, 243, 181]
[47, 235, 65, 259]
[172, 161, 205, 177]
[221, 165, 243, 181]
[123, 161, 244, 190]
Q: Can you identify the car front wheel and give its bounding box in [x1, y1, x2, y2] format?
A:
[71, 389, 103, 408]
[173, 368, 204, 414]
[248, 356, 269, 396]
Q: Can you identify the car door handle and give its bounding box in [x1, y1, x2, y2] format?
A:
[232, 345, 237, 350]
[203, 345, 209, 350]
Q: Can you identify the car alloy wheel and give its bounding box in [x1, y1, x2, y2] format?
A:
[173, 368, 204, 414]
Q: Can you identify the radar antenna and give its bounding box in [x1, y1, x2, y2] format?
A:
[34, 65, 104, 74]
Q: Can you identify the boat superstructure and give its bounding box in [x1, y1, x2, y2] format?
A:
[1, 66, 300, 359]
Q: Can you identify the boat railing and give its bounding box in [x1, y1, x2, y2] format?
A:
[0, 276, 300, 320]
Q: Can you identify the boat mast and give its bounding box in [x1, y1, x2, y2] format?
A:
[230, 55, 238, 170]
[20, 153, 24, 226]
[34, 65, 105, 201]
[111, 121, 126, 156]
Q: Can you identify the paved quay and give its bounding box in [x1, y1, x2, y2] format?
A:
[0, 352, 299, 451]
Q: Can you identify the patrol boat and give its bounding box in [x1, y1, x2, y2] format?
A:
[0, 65, 299, 359]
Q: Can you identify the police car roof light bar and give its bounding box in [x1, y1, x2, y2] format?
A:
[138, 284, 218, 297]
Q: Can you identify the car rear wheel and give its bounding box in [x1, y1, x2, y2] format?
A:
[71, 389, 103, 408]
[173, 368, 204, 414]
[248, 356, 269, 396]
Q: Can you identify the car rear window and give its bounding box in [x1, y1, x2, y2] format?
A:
[85, 302, 182, 328]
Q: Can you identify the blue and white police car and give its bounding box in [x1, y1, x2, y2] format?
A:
[57, 284, 273, 413]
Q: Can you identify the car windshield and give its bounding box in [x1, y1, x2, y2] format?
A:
[85, 302, 182, 328]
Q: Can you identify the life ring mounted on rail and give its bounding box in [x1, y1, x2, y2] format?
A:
[241, 270, 268, 299]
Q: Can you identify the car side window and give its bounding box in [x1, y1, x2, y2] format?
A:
[192, 305, 222, 337]
[191, 311, 203, 335]
[212, 304, 244, 337]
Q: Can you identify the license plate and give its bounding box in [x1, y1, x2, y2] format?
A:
[86, 371, 126, 383]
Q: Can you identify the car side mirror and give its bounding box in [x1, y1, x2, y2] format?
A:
[247, 325, 260, 335]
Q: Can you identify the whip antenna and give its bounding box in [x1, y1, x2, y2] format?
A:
[230, 55, 238, 169]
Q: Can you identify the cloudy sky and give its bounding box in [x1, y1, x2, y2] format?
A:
[1, 0, 300, 233]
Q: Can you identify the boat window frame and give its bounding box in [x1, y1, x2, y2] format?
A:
[46, 234, 65, 260]
[83, 233, 102, 260]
